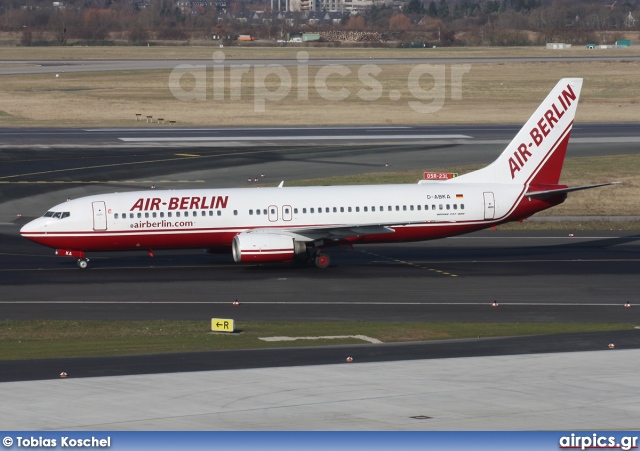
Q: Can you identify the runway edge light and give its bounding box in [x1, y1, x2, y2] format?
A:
[211, 318, 235, 333]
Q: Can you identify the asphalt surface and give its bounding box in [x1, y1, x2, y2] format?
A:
[1, 124, 639, 383]
[0, 123, 639, 146]
[2, 55, 640, 75]
[1, 330, 639, 383]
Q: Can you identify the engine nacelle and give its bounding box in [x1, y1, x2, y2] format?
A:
[232, 233, 306, 263]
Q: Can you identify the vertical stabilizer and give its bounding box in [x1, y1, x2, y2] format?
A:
[450, 78, 583, 186]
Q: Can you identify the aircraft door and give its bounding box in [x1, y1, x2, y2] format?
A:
[483, 192, 495, 220]
[282, 205, 292, 221]
[268, 205, 278, 222]
[92, 201, 107, 230]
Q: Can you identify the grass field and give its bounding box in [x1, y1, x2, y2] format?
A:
[2, 44, 640, 60]
[0, 58, 638, 127]
[0, 320, 634, 360]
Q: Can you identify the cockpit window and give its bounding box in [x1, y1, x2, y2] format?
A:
[44, 211, 71, 219]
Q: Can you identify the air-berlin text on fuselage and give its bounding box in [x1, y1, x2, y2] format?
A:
[130, 196, 229, 211]
[508, 83, 576, 179]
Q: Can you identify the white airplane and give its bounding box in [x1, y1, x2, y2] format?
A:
[21, 78, 615, 269]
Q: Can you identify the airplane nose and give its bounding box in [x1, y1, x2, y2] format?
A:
[20, 218, 44, 235]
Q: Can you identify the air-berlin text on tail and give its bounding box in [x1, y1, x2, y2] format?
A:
[509, 83, 577, 179]
[130, 196, 229, 211]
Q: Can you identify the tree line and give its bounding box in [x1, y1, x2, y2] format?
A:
[1, 0, 638, 46]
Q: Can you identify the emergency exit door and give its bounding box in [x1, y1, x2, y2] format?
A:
[483, 192, 495, 220]
[92, 201, 107, 231]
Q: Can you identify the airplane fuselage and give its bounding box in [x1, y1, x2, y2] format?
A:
[20, 182, 561, 253]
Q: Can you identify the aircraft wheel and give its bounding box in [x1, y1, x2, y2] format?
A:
[314, 253, 331, 269]
[77, 258, 89, 269]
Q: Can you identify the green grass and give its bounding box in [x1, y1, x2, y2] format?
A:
[0, 320, 634, 361]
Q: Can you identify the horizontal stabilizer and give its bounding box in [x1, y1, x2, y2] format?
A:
[525, 182, 620, 198]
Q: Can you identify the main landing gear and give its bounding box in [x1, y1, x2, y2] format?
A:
[77, 258, 90, 269]
[314, 253, 331, 269]
[293, 247, 331, 269]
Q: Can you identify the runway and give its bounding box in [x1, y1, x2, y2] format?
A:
[2, 55, 640, 76]
[2, 227, 640, 323]
[1, 123, 639, 147]
[1, 124, 640, 430]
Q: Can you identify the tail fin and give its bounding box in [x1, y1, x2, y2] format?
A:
[450, 78, 583, 186]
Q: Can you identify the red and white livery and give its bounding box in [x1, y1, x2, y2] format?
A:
[20, 78, 615, 269]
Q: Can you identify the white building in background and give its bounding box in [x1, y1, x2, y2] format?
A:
[342, 0, 383, 12]
[289, 0, 312, 11]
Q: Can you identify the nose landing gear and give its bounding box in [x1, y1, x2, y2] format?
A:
[77, 258, 90, 269]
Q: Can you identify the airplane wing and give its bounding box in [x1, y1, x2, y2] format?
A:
[525, 182, 620, 198]
[251, 222, 417, 241]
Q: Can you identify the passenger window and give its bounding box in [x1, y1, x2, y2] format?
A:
[333, 207, 337, 213]
[310, 208, 315, 213]
[144, 213, 149, 218]
[396, 206, 400, 211]
[303, 208, 307, 213]
[256, 209, 260, 215]
[403, 206, 407, 211]
[294, 208, 298, 214]
[249, 210, 253, 215]
[446, 205, 450, 210]
[160, 212, 165, 218]
[372, 206, 375, 212]
[271, 208, 275, 215]
[285, 208, 290, 214]
[153, 212, 157, 218]
[263, 209, 267, 215]
[439, 205, 443, 210]
[425, 205, 428, 210]
[130, 213, 134, 219]
[453, 204, 457, 210]
[325, 207, 329, 213]
[234, 210, 238, 215]
[201, 211, 206, 216]
[168, 212, 172, 218]
[364, 206, 368, 212]
[348, 207, 352, 212]
[114, 213, 119, 219]
[209, 211, 213, 216]
[217, 211, 221, 216]
[356, 207, 360, 212]
[137, 213, 141, 218]
[432, 205, 436, 210]
[340, 207, 344, 213]
[461, 204, 465, 210]
[176, 212, 181, 217]
[417, 205, 421, 211]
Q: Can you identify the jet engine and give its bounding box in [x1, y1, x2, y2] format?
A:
[232, 233, 307, 263]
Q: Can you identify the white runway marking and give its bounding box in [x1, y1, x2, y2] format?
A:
[259, 335, 382, 343]
[0, 301, 629, 306]
[118, 134, 472, 142]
